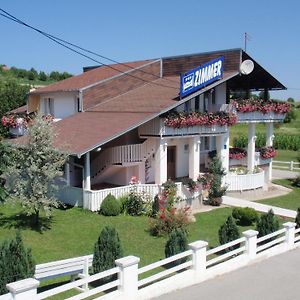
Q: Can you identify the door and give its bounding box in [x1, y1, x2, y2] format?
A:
[167, 146, 176, 180]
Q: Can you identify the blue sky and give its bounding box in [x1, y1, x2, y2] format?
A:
[0, 0, 299, 100]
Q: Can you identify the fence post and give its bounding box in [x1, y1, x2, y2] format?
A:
[115, 255, 140, 300]
[283, 222, 296, 249]
[290, 161, 294, 171]
[81, 256, 90, 291]
[189, 241, 208, 274]
[243, 230, 258, 259]
[6, 278, 39, 300]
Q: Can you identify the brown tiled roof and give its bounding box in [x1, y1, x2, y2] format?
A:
[30, 60, 155, 94]
[9, 105, 27, 114]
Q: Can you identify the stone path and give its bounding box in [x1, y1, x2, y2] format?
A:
[222, 195, 296, 218]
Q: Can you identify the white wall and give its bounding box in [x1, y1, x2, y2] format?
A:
[39, 92, 78, 120]
[214, 82, 226, 108]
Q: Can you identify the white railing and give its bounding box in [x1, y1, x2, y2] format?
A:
[92, 139, 156, 178]
[273, 160, 300, 171]
[7, 222, 299, 300]
[55, 185, 83, 207]
[138, 117, 228, 137]
[237, 111, 286, 123]
[225, 170, 265, 191]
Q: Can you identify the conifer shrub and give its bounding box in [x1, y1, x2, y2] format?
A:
[92, 226, 123, 275]
[151, 194, 160, 217]
[0, 232, 35, 295]
[232, 207, 258, 226]
[100, 194, 121, 216]
[255, 210, 279, 238]
[295, 207, 300, 229]
[164, 228, 188, 266]
[218, 216, 240, 252]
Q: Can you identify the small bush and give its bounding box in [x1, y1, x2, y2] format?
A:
[232, 207, 258, 226]
[295, 207, 300, 229]
[151, 194, 160, 217]
[292, 174, 300, 188]
[123, 191, 145, 216]
[218, 216, 240, 252]
[100, 194, 121, 216]
[256, 210, 279, 238]
[117, 194, 130, 213]
[92, 226, 123, 275]
[165, 228, 188, 266]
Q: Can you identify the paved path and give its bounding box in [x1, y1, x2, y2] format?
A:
[154, 247, 300, 300]
[272, 169, 299, 179]
[222, 196, 296, 218]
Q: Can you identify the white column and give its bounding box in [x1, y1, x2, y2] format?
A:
[154, 139, 167, 185]
[64, 162, 70, 186]
[6, 278, 39, 300]
[115, 256, 140, 299]
[265, 122, 274, 182]
[243, 229, 258, 259]
[138, 162, 145, 184]
[283, 222, 296, 250]
[247, 123, 256, 172]
[189, 137, 200, 181]
[84, 152, 91, 190]
[189, 240, 208, 274]
[216, 132, 229, 173]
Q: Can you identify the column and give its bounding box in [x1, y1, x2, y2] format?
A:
[115, 256, 140, 299]
[265, 123, 274, 182]
[216, 132, 229, 173]
[189, 241, 208, 274]
[243, 229, 258, 259]
[64, 162, 70, 186]
[247, 123, 256, 172]
[189, 137, 200, 181]
[138, 162, 145, 184]
[154, 139, 167, 185]
[6, 278, 39, 300]
[84, 152, 91, 190]
[283, 222, 296, 250]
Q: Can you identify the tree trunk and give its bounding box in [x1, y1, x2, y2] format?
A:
[34, 210, 39, 226]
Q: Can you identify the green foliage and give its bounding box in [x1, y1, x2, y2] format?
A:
[287, 97, 295, 103]
[0, 232, 35, 295]
[3, 115, 68, 225]
[100, 194, 120, 216]
[164, 228, 188, 266]
[295, 208, 300, 229]
[292, 174, 300, 188]
[233, 133, 300, 151]
[39, 71, 48, 81]
[92, 226, 123, 274]
[284, 108, 296, 123]
[151, 194, 160, 217]
[218, 216, 240, 252]
[232, 207, 258, 226]
[117, 194, 129, 213]
[255, 210, 279, 238]
[123, 188, 151, 216]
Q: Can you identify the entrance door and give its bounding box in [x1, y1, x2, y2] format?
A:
[167, 146, 176, 180]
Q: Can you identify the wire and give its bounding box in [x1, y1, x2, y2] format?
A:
[0, 8, 179, 91]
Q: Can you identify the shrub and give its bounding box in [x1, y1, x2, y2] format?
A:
[165, 229, 188, 266]
[182, 177, 198, 192]
[149, 207, 191, 236]
[92, 226, 123, 274]
[0, 232, 35, 295]
[123, 189, 151, 216]
[295, 208, 300, 229]
[232, 207, 258, 226]
[100, 194, 121, 216]
[292, 174, 300, 188]
[151, 194, 160, 217]
[218, 216, 240, 252]
[117, 194, 130, 213]
[255, 210, 279, 238]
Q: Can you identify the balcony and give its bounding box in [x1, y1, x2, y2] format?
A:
[139, 117, 228, 137]
[237, 111, 286, 123]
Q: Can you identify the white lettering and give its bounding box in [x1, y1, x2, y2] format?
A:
[200, 66, 208, 84]
[217, 60, 222, 76]
[207, 64, 214, 81]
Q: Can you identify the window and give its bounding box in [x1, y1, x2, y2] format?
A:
[75, 97, 81, 112]
[184, 101, 191, 112]
[195, 95, 200, 111]
[211, 89, 216, 105]
[200, 137, 210, 151]
[43, 98, 54, 115]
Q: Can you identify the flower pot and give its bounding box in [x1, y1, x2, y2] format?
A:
[9, 125, 26, 137]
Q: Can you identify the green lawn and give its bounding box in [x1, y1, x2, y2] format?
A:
[258, 179, 300, 211]
[275, 150, 300, 162]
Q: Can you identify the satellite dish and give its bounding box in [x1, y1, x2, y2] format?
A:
[240, 59, 254, 75]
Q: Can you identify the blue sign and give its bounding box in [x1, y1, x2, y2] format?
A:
[180, 56, 224, 98]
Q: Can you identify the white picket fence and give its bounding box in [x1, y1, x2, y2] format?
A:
[83, 182, 200, 212]
[3, 222, 300, 300]
[273, 160, 300, 171]
[225, 170, 265, 191]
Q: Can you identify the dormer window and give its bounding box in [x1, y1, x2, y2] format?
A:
[43, 98, 54, 115]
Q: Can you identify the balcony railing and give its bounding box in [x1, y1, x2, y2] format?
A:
[139, 118, 228, 137]
[237, 111, 286, 123]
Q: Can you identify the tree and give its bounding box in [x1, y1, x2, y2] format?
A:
[287, 97, 295, 103]
[0, 142, 12, 202]
[258, 90, 270, 100]
[165, 228, 188, 266]
[255, 210, 279, 238]
[3, 114, 67, 225]
[39, 71, 48, 81]
[92, 226, 123, 274]
[218, 216, 240, 252]
[0, 232, 35, 295]
[295, 208, 300, 229]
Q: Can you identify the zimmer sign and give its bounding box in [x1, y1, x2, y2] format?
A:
[180, 56, 224, 97]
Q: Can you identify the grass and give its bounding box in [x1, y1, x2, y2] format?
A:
[258, 179, 300, 211]
[0, 74, 54, 87]
[275, 150, 300, 162]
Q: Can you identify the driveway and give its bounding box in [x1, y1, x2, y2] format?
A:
[272, 169, 298, 179]
[153, 247, 300, 300]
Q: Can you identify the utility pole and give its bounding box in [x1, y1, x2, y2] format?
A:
[244, 32, 251, 52]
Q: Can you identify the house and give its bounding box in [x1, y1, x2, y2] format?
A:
[9, 48, 288, 210]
